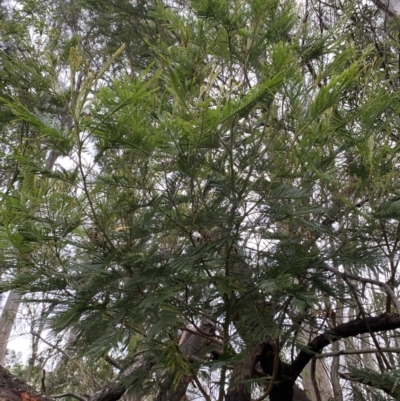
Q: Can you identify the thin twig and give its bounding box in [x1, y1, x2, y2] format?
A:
[325, 265, 400, 313]
[32, 331, 93, 383]
[104, 355, 121, 370]
[52, 393, 87, 401]
[311, 357, 322, 401]
[344, 277, 392, 370]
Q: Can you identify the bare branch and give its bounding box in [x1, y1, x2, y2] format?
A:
[289, 313, 400, 380]
[318, 347, 400, 358]
[104, 355, 122, 371]
[324, 265, 400, 313]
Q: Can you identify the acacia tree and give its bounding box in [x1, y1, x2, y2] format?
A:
[2, 1, 400, 401]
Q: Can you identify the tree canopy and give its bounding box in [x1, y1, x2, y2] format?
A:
[1, 1, 400, 401]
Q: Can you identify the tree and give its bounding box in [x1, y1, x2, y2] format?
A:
[2, 1, 400, 401]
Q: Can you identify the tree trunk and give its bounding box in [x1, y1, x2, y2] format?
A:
[225, 343, 264, 401]
[0, 364, 54, 401]
[0, 289, 22, 366]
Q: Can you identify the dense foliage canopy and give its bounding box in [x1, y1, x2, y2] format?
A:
[2, 1, 400, 401]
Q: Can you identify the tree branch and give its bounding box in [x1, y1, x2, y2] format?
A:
[104, 355, 122, 371]
[324, 265, 400, 313]
[288, 313, 400, 380]
[318, 347, 400, 358]
[88, 353, 149, 401]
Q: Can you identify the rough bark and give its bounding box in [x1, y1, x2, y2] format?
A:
[0, 364, 54, 401]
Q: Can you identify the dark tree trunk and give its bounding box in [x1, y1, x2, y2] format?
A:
[0, 365, 53, 401]
[225, 343, 263, 401]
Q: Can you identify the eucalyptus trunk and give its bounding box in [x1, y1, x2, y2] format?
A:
[0, 290, 22, 366]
